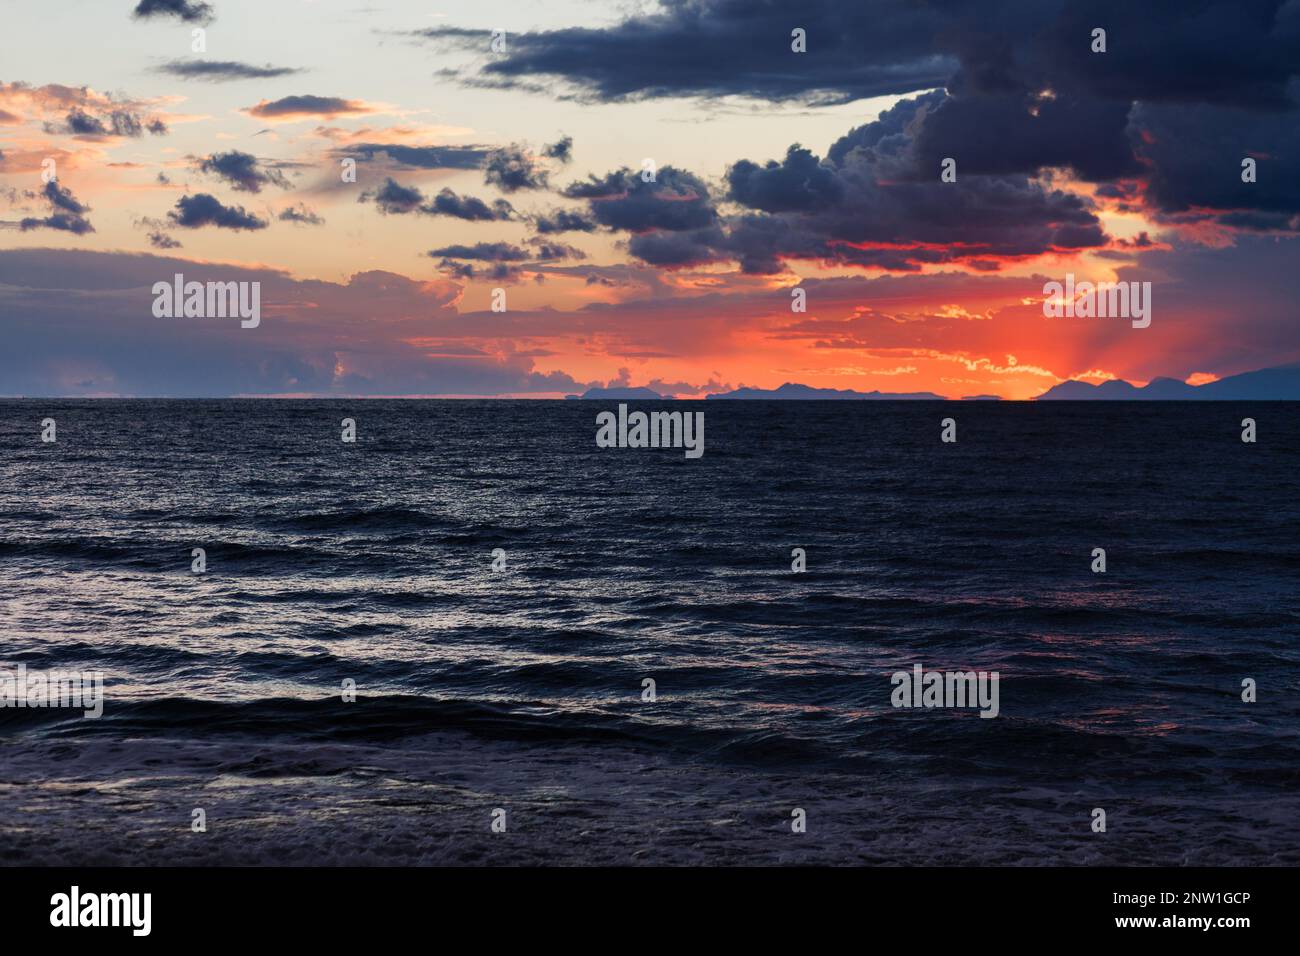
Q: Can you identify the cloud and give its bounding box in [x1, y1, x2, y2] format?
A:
[428, 239, 586, 283]
[427, 242, 532, 262]
[197, 150, 291, 193]
[132, 0, 213, 23]
[413, 5, 955, 104]
[420, 0, 1300, 244]
[423, 1, 1300, 111]
[727, 144, 844, 213]
[49, 106, 167, 139]
[338, 143, 489, 171]
[1131, 100, 1300, 232]
[147, 231, 182, 249]
[167, 193, 268, 230]
[277, 203, 325, 225]
[358, 178, 514, 220]
[542, 135, 573, 163]
[244, 95, 377, 120]
[154, 60, 303, 81]
[562, 94, 1108, 273]
[360, 177, 425, 214]
[0, 249, 592, 397]
[532, 208, 598, 233]
[483, 144, 550, 192]
[9, 181, 94, 234]
[426, 188, 514, 221]
[562, 165, 718, 232]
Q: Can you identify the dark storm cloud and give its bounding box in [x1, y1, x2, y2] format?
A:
[154, 60, 303, 81]
[727, 145, 844, 213]
[1132, 100, 1300, 228]
[419, 0, 1300, 238]
[197, 150, 291, 193]
[339, 143, 489, 171]
[358, 178, 514, 221]
[561, 166, 718, 232]
[627, 227, 728, 268]
[167, 193, 268, 230]
[411, 3, 956, 104]
[132, 0, 213, 23]
[908, 92, 1142, 183]
[566, 95, 1107, 273]
[421, 1, 1300, 109]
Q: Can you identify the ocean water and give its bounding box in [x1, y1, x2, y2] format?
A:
[1, 399, 1298, 866]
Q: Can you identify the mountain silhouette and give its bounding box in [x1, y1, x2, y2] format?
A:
[1035, 364, 1300, 400]
[706, 383, 944, 400]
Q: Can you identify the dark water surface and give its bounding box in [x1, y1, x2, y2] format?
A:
[1, 399, 1297, 865]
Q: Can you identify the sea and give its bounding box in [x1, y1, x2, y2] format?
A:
[1, 399, 1297, 865]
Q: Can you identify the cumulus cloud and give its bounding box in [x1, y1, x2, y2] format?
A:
[562, 165, 718, 232]
[561, 95, 1108, 273]
[167, 193, 268, 230]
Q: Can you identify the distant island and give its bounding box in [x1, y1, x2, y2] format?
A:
[705, 383, 944, 400]
[566, 364, 1300, 401]
[1034, 364, 1300, 400]
[568, 386, 666, 400]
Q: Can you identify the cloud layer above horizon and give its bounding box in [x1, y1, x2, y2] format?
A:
[2, 0, 1299, 397]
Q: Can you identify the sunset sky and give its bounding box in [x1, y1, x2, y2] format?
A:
[3, 0, 1299, 398]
